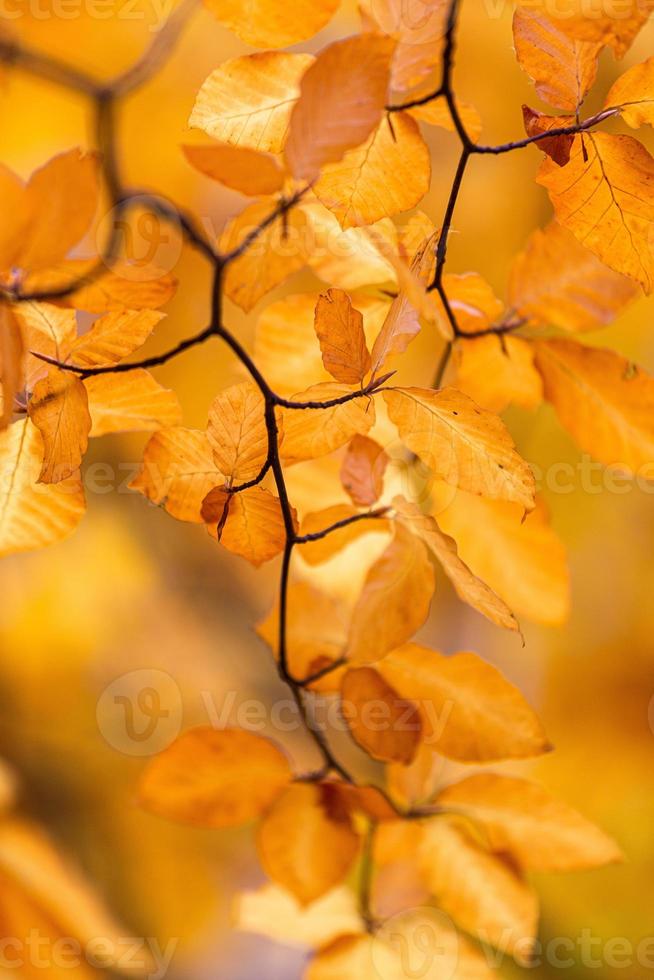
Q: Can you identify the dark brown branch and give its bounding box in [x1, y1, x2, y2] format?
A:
[295, 509, 389, 545]
[472, 107, 619, 155]
[276, 372, 395, 410]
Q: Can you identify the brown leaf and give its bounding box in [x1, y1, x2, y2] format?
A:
[314, 290, 371, 385]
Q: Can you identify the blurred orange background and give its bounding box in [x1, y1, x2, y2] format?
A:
[0, 1, 652, 977]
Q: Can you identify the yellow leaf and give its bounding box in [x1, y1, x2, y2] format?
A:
[221, 200, 308, 312]
[440, 272, 504, 336]
[0, 303, 24, 429]
[235, 884, 361, 949]
[341, 666, 421, 763]
[452, 335, 543, 413]
[256, 783, 359, 905]
[285, 35, 395, 181]
[255, 293, 333, 397]
[535, 338, 654, 474]
[0, 418, 85, 557]
[183, 143, 285, 196]
[377, 643, 550, 762]
[129, 427, 223, 522]
[509, 220, 638, 332]
[301, 202, 398, 290]
[139, 727, 291, 828]
[215, 486, 290, 566]
[418, 817, 539, 957]
[436, 492, 570, 626]
[340, 435, 388, 507]
[393, 496, 519, 632]
[14, 149, 99, 273]
[207, 382, 268, 485]
[384, 387, 536, 509]
[28, 368, 90, 483]
[13, 301, 76, 391]
[83, 370, 181, 437]
[606, 56, 654, 129]
[386, 743, 442, 810]
[67, 309, 164, 369]
[298, 504, 389, 566]
[190, 53, 314, 153]
[347, 524, 435, 664]
[513, 8, 600, 110]
[202, 0, 339, 48]
[537, 133, 654, 292]
[438, 773, 623, 871]
[279, 383, 375, 464]
[525, 0, 653, 57]
[314, 289, 371, 384]
[22, 259, 177, 312]
[256, 581, 348, 691]
[314, 112, 430, 229]
[409, 97, 483, 141]
[360, 0, 448, 92]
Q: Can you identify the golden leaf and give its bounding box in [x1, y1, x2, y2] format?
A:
[235, 884, 360, 949]
[28, 368, 90, 483]
[377, 643, 550, 762]
[509, 220, 638, 332]
[314, 112, 430, 229]
[183, 143, 285, 196]
[279, 383, 375, 465]
[452, 335, 543, 413]
[535, 338, 654, 474]
[256, 783, 359, 905]
[314, 289, 371, 384]
[298, 504, 389, 566]
[207, 382, 268, 485]
[440, 272, 504, 336]
[384, 386, 536, 509]
[202, 0, 339, 48]
[341, 666, 421, 763]
[0, 303, 24, 429]
[214, 486, 290, 566]
[21, 259, 177, 313]
[513, 8, 600, 110]
[130, 427, 223, 522]
[409, 97, 483, 141]
[190, 53, 314, 153]
[0, 418, 85, 557]
[66, 309, 164, 369]
[84, 370, 182, 436]
[438, 773, 623, 871]
[139, 727, 291, 828]
[13, 301, 76, 391]
[606, 56, 654, 129]
[285, 35, 395, 181]
[347, 524, 435, 664]
[537, 133, 654, 292]
[360, 0, 448, 92]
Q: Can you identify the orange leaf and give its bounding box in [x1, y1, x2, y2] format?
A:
[207, 382, 268, 485]
[314, 289, 371, 385]
[279, 383, 375, 464]
[215, 486, 291, 566]
[130, 427, 223, 522]
[83, 370, 182, 436]
[183, 143, 285, 196]
[341, 666, 421, 763]
[340, 434, 388, 507]
[202, 0, 339, 48]
[28, 368, 90, 483]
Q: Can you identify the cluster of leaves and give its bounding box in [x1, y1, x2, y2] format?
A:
[1, 0, 654, 974]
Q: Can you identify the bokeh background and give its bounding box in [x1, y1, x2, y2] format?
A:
[0, 0, 652, 977]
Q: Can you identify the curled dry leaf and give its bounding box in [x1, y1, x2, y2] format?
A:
[139, 727, 291, 828]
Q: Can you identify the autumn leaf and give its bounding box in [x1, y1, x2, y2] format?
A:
[301, 202, 398, 290]
[28, 368, 90, 483]
[436, 491, 570, 626]
[207, 382, 268, 485]
[202, 0, 340, 48]
[66, 309, 164, 369]
[340, 435, 388, 507]
[509, 220, 638, 332]
[522, 106, 575, 167]
[384, 386, 536, 509]
[221, 200, 308, 312]
[606, 56, 654, 129]
[212, 486, 291, 566]
[0, 418, 85, 557]
[451, 334, 543, 414]
[393, 495, 519, 632]
[285, 35, 395, 181]
[537, 133, 654, 292]
[279, 384, 375, 464]
[341, 666, 422, 763]
[256, 783, 359, 905]
[298, 504, 389, 566]
[13, 301, 76, 390]
[377, 643, 550, 762]
[386, 743, 442, 811]
[182, 143, 285, 196]
[0, 303, 24, 428]
[313, 290, 371, 385]
[409, 97, 483, 141]
[235, 884, 360, 950]
[40, 258, 177, 313]
[130, 427, 223, 522]
[535, 338, 654, 474]
[438, 773, 623, 871]
[513, 8, 600, 110]
[347, 524, 435, 664]
[313, 112, 431, 229]
[190, 53, 314, 153]
[360, 0, 448, 92]
[418, 817, 539, 957]
[439, 272, 504, 336]
[84, 370, 182, 436]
